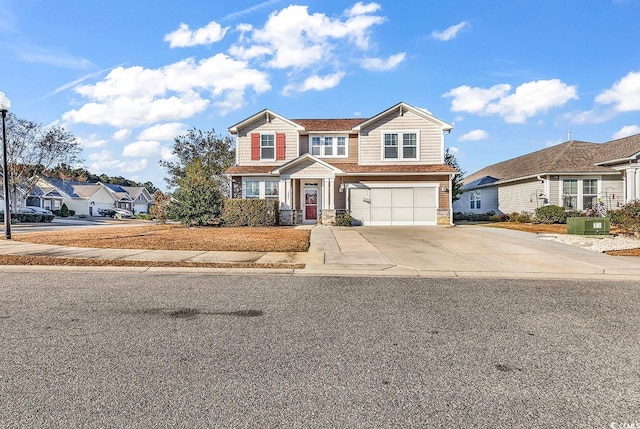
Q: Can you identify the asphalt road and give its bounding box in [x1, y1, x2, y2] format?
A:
[1, 273, 639, 428]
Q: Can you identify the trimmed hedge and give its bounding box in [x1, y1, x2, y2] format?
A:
[221, 199, 279, 227]
[534, 205, 566, 224]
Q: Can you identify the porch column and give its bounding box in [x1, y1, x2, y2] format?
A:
[322, 178, 330, 209]
[281, 179, 292, 210]
[328, 178, 335, 209]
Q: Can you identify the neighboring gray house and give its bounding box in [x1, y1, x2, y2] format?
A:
[454, 134, 640, 215]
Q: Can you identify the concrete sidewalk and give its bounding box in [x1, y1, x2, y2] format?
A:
[0, 225, 639, 280]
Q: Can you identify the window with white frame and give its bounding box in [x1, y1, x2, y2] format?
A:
[383, 132, 418, 160]
[562, 179, 578, 209]
[261, 134, 275, 160]
[265, 180, 279, 199]
[310, 136, 347, 157]
[583, 179, 598, 209]
[470, 190, 481, 209]
[243, 178, 279, 200]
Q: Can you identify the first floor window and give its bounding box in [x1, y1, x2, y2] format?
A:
[261, 134, 275, 160]
[265, 180, 279, 199]
[562, 179, 578, 209]
[383, 132, 418, 160]
[243, 180, 260, 198]
[583, 179, 598, 208]
[470, 190, 481, 209]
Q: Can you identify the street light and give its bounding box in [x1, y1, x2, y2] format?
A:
[0, 91, 11, 240]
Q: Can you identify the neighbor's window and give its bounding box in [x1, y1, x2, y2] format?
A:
[583, 178, 598, 209]
[310, 135, 347, 157]
[261, 134, 275, 160]
[383, 132, 418, 160]
[470, 190, 481, 209]
[562, 179, 578, 209]
[243, 180, 260, 199]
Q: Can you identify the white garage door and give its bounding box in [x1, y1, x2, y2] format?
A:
[349, 186, 437, 225]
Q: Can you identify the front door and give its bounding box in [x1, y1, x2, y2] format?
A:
[304, 185, 318, 222]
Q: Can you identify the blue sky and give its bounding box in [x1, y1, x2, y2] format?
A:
[1, 0, 639, 189]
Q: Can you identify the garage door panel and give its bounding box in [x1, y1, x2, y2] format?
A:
[414, 188, 436, 208]
[349, 188, 370, 225]
[392, 188, 413, 208]
[371, 188, 392, 207]
[371, 207, 392, 222]
[392, 207, 413, 222]
[414, 207, 436, 222]
[349, 185, 438, 226]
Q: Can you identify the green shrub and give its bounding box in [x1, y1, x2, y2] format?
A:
[334, 212, 353, 226]
[535, 205, 566, 224]
[60, 203, 70, 218]
[609, 201, 640, 235]
[221, 199, 279, 227]
[135, 213, 154, 221]
[453, 211, 497, 222]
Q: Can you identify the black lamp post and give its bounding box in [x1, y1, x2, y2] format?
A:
[0, 91, 11, 240]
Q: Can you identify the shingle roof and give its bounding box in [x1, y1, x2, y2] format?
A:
[330, 163, 457, 174]
[292, 118, 366, 132]
[464, 140, 616, 185]
[595, 133, 640, 163]
[225, 165, 278, 175]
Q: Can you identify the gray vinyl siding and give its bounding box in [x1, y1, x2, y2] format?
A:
[453, 186, 499, 214]
[548, 179, 560, 206]
[601, 178, 625, 210]
[235, 116, 299, 166]
[358, 109, 443, 165]
[498, 180, 545, 214]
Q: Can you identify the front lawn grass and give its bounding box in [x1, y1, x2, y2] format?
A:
[12, 224, 310, 252]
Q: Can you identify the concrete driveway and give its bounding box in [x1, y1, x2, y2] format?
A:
[305, 225, 640, 279]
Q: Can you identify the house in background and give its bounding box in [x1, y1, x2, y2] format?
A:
[225, 102, 457, 226]
[28, 178, 154, 216]
[453, 134, 640, 215]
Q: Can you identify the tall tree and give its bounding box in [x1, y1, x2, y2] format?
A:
[445, 147, 465, 202]
[4, 113, 82, 211]
[166, 158, 224, 226]
[160, 128, 235, 194]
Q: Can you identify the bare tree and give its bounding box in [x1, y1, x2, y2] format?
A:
[3, 113, 81, 210]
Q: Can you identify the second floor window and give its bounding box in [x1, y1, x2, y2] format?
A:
[383, 132, 418, 160]
[311, 136, 347, 157]
[261, 134, 275, 160]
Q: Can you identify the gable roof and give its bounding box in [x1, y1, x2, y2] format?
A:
[271, 153, 343, 175]
[352, 101, 453, 132]
[228, 109, 305, 135]
[464, 140, 617, 186]
[595, 133, 640, 165]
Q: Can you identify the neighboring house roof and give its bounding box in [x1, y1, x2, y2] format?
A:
[464, 140, 618, 187]
[594, 133, 640, 165]
[71, 184, 103, 198]
[291, 118, 366, 132]
[460, 176, 499, 190]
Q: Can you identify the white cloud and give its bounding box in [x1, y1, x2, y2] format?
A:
[62, 54, 270, 127]
[447, 146, 459, 154]
[12, 43, 94, 70]
[283, 71, 345, 95]
[596, 71, 640, 112]
[113, 129, 131, 141]
[77, 133, 107, 149]
[138, 123, 187, 141]
[87, 151, 148, 173]
[123, 140, 161, 157]
[444, 79, 578, 123]
[612, 125, 640, 139]
[235, 3, 385, 70]
[160, 147, 177, 161]
[458, 129, 488, 141]
[361, 52, 406, 71]
[221, 0, 282, 22]
[164, 21, 229, 48]
[431, 21, 468, 41]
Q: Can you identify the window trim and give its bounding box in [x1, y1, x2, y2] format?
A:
[260, 133, 275, 160]
[562, 177, 600, 210]
[242, 177, 280, 200]
[381, 130, 420, 161]
[310, 134, 348, 158]
[470, 190, 481, 210]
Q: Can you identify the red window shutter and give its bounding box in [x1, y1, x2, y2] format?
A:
[251, 133, 260, 160]
[276, 133, 286, 160]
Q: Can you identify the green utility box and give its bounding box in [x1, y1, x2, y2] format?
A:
[566, 217, 610, 235]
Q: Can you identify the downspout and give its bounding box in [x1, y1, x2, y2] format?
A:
[449, 172, 454, 226]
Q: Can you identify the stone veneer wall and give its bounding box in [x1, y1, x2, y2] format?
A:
[437, 209, 451, 226]
[279, 209, 303, 225]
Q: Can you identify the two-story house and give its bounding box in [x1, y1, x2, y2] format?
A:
[225, 102, 457, 226]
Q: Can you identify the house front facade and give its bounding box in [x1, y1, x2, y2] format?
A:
[454, 134, 640, 215]
[226, 102, 457, 226]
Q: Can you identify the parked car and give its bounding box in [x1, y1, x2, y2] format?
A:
[18, 206, 55, 222]
[113, 208, 133, 218]
[25, 206, 54, 216]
